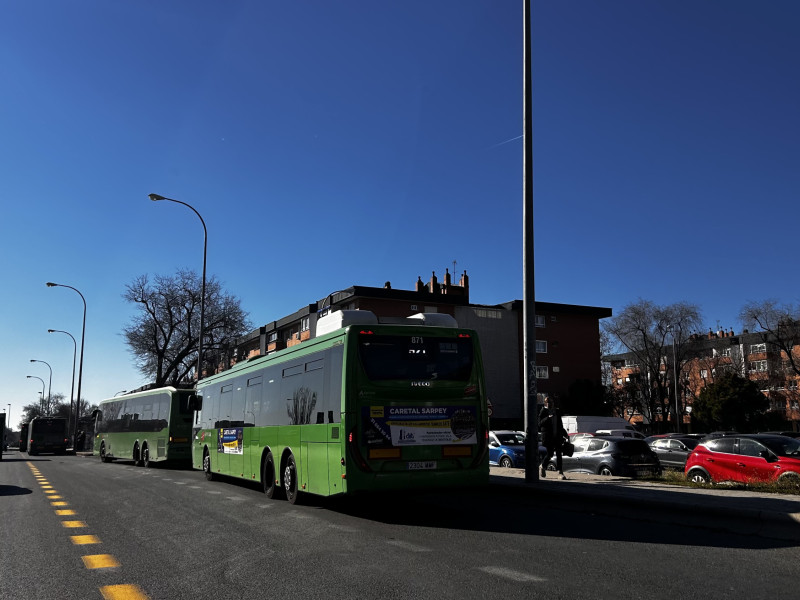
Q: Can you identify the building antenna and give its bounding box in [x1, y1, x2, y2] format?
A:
[453, 259, 457, 275]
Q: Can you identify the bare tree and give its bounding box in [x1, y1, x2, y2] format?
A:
[122, 269, 251, 385]
[740, 300, 800, 424]
[604, 299, 703, 432]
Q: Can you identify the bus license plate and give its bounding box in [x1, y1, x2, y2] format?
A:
[408, 461, 437, 470]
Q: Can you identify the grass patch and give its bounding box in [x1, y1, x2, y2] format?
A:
[647, 468, 800, 495]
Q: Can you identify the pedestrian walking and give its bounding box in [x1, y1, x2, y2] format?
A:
[539, 404, 568, 479]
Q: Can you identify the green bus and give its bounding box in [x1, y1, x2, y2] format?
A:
[26, 416, 69, 455]
[192, 310, 489, 503]
[94, 386, 195, 466]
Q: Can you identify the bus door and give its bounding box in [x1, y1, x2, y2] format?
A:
[245, 375, 262, 479]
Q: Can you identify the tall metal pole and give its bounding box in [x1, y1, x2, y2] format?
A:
[670, 326, 680, 434]
[27, 376, 46, 414]
[522, 0, 538, 483]
[30, 360, 53, 415]
[149, 194, 208, 383]
[47, 283, 86, 444]
[49, 329, 77, 441]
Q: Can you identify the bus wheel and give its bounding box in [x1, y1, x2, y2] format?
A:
[263, 452, 281, 499]
[203, 449, 215, 481]
[142, 445, 151, 468]
[133, 443, 142, 466]
[283, 454, 301, 505]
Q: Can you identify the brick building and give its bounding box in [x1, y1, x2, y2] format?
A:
[207, 271, 612, 431]
[606, 328, 800, 432]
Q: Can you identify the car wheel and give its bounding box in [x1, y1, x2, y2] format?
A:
[262, 451, 282, 499]
[688, 469, 710, 484]
[778, 472, 800, 489]
[499, 455, 513, 468]
[598, 465, 613, 476]
[283, 453, 301, 505]
[546, 462, 557, 472]
[203, 449, 215, 481]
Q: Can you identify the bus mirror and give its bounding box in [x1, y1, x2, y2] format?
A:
[187, 394, 203, 412]
[92, 409, 102, 421]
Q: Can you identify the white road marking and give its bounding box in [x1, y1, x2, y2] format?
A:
[478, 566, 546, 582]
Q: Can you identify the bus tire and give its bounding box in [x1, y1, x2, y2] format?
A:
[100, 443, 110, 463]
[142, 445, 151, 468]
[263, 451, 281, 499]
[283, 453, 301, 505]
[133, 443, 142, 466]
[203, 448, 215, 481]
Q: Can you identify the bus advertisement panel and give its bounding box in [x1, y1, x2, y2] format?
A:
[27, 417, 69, 455]
[94, 386, 194, 466]
[192, 311, 489, 504]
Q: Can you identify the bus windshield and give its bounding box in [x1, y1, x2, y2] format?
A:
[358, 333, 473, 381]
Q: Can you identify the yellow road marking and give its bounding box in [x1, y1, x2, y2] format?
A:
[48, 495, 63, 500]
[51, 501, 69, 507]
[83, 554, 121, 569]
[40, 485, 53, 489]
[45, 490, 58, 494]
[55, 509, 77, 516]
[99, 584, 149, 600]
[61, 521, 87, 528]
[70, 535, 100, 545]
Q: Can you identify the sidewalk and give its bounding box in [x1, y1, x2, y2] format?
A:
[490, 466, 800, 543]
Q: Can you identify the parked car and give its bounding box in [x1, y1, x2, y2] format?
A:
[760, 431, 800, 439]
[595, 429, 646, 439]
[489, 430, 527, 468]
[685, 434, 800, 485]
[648, 435, 703, 470]
[569, 432, 594, 442]
[546, 436, 660, 477]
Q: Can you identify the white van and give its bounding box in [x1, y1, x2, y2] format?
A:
[561, 416, 635, 435]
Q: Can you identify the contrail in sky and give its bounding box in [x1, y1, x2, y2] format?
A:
[487, 135, 522, 149]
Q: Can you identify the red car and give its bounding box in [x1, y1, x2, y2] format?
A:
[685, 434, 800, 485]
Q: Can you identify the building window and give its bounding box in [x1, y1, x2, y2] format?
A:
[748, 360, 768, 373]
[536, 340, 547, 353]
[750, 343, 767, 354]
[701, 369, 708, 379]
[268, 332, 278, 343]
[536, 366, 549, 379]
[535, 315, 545, 328]
[300, 317, 310, 332]
[721, 347, 731, 357]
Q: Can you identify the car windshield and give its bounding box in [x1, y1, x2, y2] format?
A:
[760, 437, 800, 457]
[614, 440, 651, 456]
[497, 433, 525, 445]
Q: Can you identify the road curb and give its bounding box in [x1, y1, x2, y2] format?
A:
[490, 470, 800, 544]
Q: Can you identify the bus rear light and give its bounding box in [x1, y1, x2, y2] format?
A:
[442, 446, 472, 458]
[359, 329, 374, 335]
[458, 333, 471, 338]
[369, 448, 401, 460]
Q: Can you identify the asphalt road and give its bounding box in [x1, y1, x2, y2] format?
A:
[2, 451, 799, 600]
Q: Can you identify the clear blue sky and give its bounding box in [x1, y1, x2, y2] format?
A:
[2, 1, 798, 429]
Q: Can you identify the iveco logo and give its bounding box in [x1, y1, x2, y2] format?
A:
[411, 381, 431, 387]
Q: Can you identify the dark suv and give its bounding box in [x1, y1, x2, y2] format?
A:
[547, 436, 660, 477]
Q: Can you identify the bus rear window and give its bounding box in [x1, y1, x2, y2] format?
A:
[358, 334, 473, 381]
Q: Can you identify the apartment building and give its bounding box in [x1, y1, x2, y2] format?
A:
[207, 270, 612, 431]
[606, 328, 800, 431]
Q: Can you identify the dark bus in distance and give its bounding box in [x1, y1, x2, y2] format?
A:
[27, 416, 69, 455]
[19, 422, 29, 452]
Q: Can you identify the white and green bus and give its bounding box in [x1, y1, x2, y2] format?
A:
[192, 310, 489, 504]
[94, 386, 195, 467]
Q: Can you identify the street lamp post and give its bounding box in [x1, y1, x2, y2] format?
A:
[149, 193, 208, 383]
[48, 329, 77, 439]
[46, 283, 86, 443]
[29, 359, 53, 415]
[668, 325, 681, 434]
[27, 376, 46, 414]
